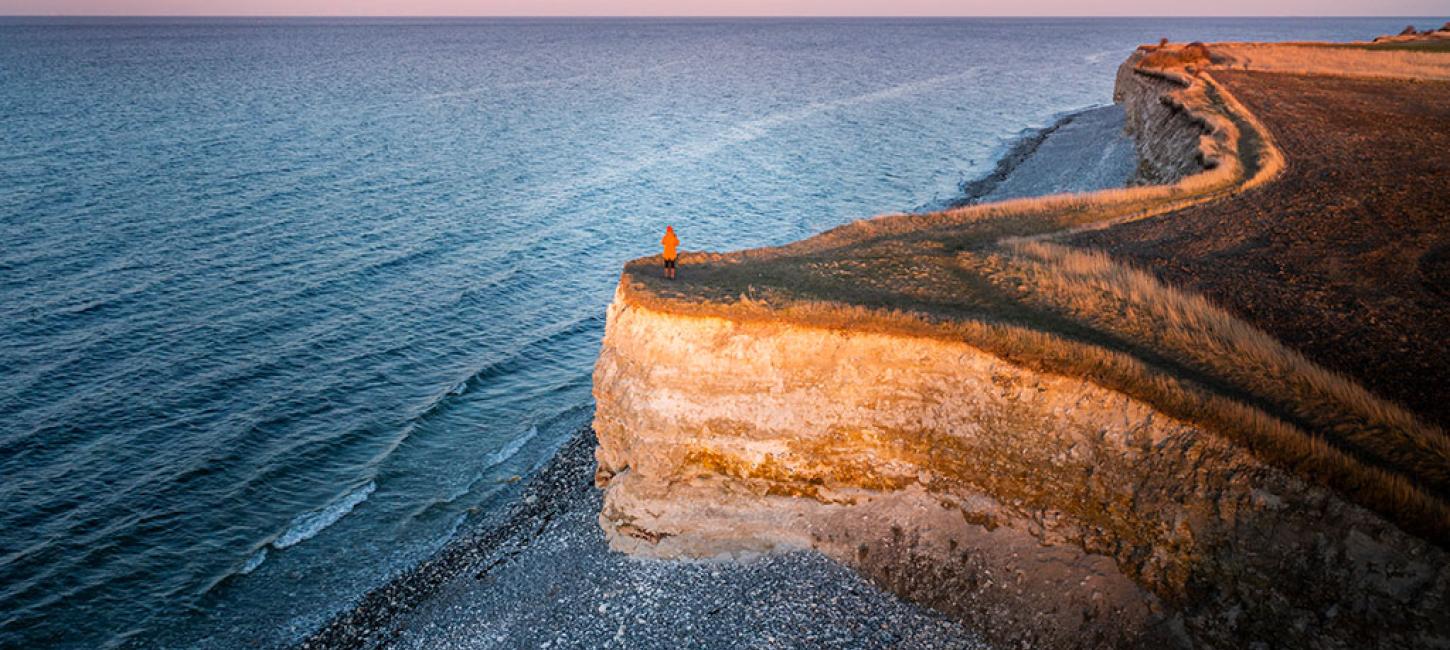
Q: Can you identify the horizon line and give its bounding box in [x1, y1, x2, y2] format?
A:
[2, 13, 1443, 18]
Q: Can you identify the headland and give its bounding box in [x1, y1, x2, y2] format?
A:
[593, 36, 1450, 648]
[299, 32, 1450, 650]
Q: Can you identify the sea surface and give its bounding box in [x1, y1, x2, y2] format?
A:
[0, 16, 1437, 648]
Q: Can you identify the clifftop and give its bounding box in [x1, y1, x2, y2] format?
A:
[593, 42, 1450, 648]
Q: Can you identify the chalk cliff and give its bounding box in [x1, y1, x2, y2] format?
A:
[592, 48, 1450, 649]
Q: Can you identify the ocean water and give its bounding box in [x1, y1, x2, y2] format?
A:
[0, 16, 1436, 649]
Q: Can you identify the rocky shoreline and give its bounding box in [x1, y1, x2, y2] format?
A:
[954, 104, 1135, 206]
[297, 428, 985, 649]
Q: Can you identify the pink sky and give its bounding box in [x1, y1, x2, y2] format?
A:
[2, 1, 1446, 16]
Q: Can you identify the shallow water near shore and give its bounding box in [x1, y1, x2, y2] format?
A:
[0, 16, 1439, 648]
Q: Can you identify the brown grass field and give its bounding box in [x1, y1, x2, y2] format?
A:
[1071, 71, 1450, 431]
[614, 48, 1450, 543]
[1365, 39, 1450, 53]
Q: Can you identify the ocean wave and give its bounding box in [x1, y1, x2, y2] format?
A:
[406, 421, 548, 522]
[273, 321, 595, 528]
[438, 424, 539, 504]
[486, 425, 537, 469]
[240, 548, 267, 574]
[443, 265, 520, 311]
[272, 481, 376, 550]
[431, 312, 604, 406]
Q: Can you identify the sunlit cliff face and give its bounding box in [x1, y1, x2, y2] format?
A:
[592, 292, 1447, 648]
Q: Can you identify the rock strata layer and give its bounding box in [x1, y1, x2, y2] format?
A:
[593, 296, 1448, 648]
[1115, 60, 1210, 185]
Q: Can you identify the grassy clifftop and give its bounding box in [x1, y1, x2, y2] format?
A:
[611, 43, 1450, 544]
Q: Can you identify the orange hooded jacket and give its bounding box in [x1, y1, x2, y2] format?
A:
[661, 226, 679, 261]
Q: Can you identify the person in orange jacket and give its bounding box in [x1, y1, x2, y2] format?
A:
[661, 225, 679, 280]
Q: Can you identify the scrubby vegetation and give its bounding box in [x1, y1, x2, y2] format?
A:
[1365, 39, 1450, 53]
[1138, 41, 1215, 69]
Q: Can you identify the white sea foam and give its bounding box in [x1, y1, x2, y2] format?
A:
[406, 425, 542, 516]
[272, 481, 377, 550]
[444, 512, 468, 541]
[240, 548, 268, 574]
[486, 425, 537, 468]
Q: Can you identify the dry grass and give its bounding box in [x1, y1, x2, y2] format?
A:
[614, 46, 1450, 542]
[1363, 40, 1450, 53]
[1208, 43, 1450, 80]
[1139, 41, 1215, 69]
[992, 241, 1450, 493]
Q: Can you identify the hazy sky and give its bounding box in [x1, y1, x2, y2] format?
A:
[2, 1, 1446, 17]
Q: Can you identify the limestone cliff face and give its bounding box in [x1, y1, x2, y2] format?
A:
[591, 58, 1450, 649]
[1114, 55, 1211, 185]
[593, 293, 1448, 648]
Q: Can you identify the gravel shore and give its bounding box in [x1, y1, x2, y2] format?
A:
[957, 104, 1135, 205]
[301, 429, 986, 649]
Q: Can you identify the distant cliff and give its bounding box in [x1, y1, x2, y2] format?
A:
[1116, 59, 1210, 184]
[592, 46, 1450, 649]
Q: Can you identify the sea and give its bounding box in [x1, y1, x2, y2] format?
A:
[1, 16, 1439, 649]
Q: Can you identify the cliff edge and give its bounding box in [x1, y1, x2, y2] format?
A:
[593, 42, 1450, 648]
